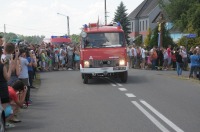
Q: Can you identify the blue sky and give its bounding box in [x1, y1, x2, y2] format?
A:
[0, 0, 143, 38]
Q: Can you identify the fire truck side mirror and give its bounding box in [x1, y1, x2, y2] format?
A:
[81, 31, 87, 38]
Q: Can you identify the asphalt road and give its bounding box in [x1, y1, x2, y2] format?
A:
[9, 69, 200, 132]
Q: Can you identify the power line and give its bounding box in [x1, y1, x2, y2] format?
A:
[5, 24, 67, 36]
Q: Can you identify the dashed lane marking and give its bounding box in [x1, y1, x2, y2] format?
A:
[118, 88, 127, 91]
[132, 101, 170, 132]
[140, 100, 184, 132]
[105, 78, 123, 87]
[116, 83, 123, 86]
[125, 93, 136, 98]
[102, 78, 117, 86]
[111, 83, 117, 87]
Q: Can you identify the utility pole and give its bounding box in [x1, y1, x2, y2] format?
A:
[105, 0, 107, 25]
[4, 24, 6, 34]
[158, 13, 164, 48]
[67, 16, 70, 36]
[57, 13, 70, 36]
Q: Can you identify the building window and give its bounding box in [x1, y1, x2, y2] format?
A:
[146, 20, 148, 30]
[143, 21, 144, 31]
[132, 22, 134, 32]
[139, 21, 141, 31]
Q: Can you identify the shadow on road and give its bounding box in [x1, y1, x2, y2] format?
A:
[126, 75, 149, 84]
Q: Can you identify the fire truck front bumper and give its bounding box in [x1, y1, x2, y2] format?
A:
[80, 65, 129, 74]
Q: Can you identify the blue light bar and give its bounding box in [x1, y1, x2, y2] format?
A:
[84, 24, 88, 29]
[117, 22, 121, 26]
[51, 36, 69, 38]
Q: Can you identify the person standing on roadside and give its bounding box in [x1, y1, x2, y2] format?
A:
[189, 49, 199, 79]
[167, 45, 172, 70]
[27, 50, 37, 89]
[8, 47, 21, 86]
[0, 42, 15, 106]
[197, 47, 200, 80]
[181, 46, 188, 70]
[74, 45, 80, 70]
[18, 49, 33, 106]
[157, 47, 164, 70]
[188, 46, 194, 69]
[132, 45, 137, 68]
[140, 46, 146, 69]
[128, 45, 133, 68]
[163, 48, 168, 70]
[0, 51, 14, 108]
[151, 47, 158, 70]
[67, 43, 74, 70]
[175, 48, 184, 76]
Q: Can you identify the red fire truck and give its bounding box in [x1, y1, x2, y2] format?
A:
[80, 22, 128, 84]
[50, 36, 71, 46]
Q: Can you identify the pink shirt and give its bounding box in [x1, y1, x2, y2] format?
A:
[167, 48, 171, 58]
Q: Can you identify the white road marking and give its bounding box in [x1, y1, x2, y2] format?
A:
[116, 83, 122, 86]
[104, 78, 117, 86]
[132, 101, 170, 132]
[111, 83, 117, 86]
[118, 88, 127, 91]
[106, 78, 122, 86]
[125, 93, 136, 97]
[140, 100, 184, 132]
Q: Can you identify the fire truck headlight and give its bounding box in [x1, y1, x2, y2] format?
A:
[84, 61, 90, 68]
[119, 59, 125, 66]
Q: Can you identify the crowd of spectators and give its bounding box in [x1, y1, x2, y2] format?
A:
[35, 42, 80, 71]
[0, 35, 81, 129]
[127, 44, 200, 79]
[0, 33, 199, 130]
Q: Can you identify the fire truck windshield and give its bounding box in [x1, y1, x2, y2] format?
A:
[84, 32, 124, 48]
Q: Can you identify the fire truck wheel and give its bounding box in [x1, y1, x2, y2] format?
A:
[120, 71, 128, 83]
[83, 74, 89, 84]
[81, 73, 84, 79]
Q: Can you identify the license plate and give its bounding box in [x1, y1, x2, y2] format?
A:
[101, 67, 108, 70]
[113, 67, 126, 70]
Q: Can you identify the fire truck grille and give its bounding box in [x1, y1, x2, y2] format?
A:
[92, 60, 119, 68]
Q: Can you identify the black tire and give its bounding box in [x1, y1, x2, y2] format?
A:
[83, 74, 89, 84]
[81, 73, 84, 79]
[120, 71, 128, 83]
[0, 115, 5, 132]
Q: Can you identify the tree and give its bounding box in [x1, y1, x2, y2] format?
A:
[4, 32, 18, 43]
[160, 0, 200, 36]
[3, 32, 45, 44]
[144, 28, 152, 47]
[134, 35, 142, 46]
[149, 24, 174, 48]
[113, 1, 131, 44]
[70, 34, 80, 44]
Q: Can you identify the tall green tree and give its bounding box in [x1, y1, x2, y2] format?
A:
[160, 0, 200, 36]
[144, 28, 152, 47]
[70, 34, 80, 44]
[149, 24, 174, 48]
[4, 32, 18, 43]
[113, 1, 131, 44]
[3, 32, 45, 44]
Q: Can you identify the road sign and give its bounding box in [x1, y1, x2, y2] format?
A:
[187, 34, 197, 38]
